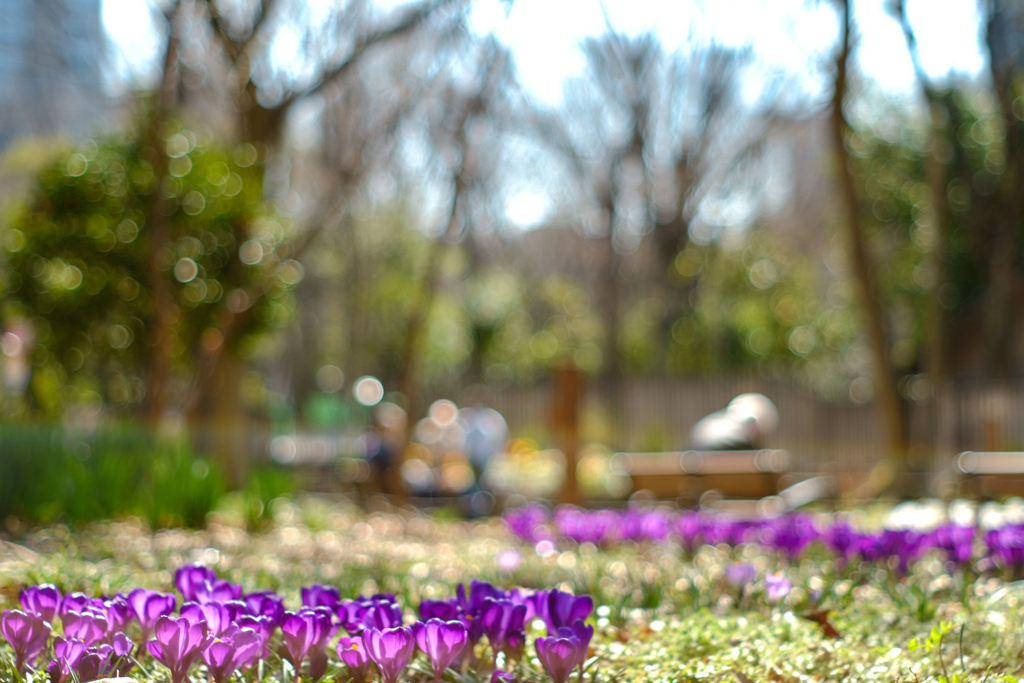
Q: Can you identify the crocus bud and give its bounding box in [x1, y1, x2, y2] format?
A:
[765, 572, 792, 603]
[203, 627, 262, 683]
[544, 590, 593, 633]
[1, 608, 51, 675]
[146, 614, 211, 683]
[535, 634, 582, 683]
[413, 618, 468, 682]
[46, 636, 87, 683]
[302, 584, 341, 611]
[19, 584, 62, 623]
[127, 588, 176, 641]
[174, 565, 217, 603]
[62, 608, 109, 646]
[363, 626, 415, 683]
[480, 598, 526, 655]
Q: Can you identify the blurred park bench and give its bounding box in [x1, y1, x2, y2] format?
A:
[956, 450, 1024, 499]
[613, 449, 792, 505]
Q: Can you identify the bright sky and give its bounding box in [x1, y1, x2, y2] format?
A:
[102, 0, 987, 226]
[103, 0, 987, 102]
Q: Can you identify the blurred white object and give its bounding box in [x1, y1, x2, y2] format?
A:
[689, 393, 778, 451]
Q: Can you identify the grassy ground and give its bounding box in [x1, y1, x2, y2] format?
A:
[1, 498, 1023, 682]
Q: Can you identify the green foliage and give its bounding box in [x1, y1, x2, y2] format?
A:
[0, 422, 225, 527]
[839, 88, 1018, 377]
[502, 274, 603, 378]
[241, 464, 298, 530]
[907, 621, 953, 654]
[2, 124, 298, 415]
[655, 234, 845, 384]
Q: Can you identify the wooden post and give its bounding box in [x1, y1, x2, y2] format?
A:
[554, 366, 582, 506]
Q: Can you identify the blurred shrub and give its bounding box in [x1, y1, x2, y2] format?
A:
[215, 464, 297, 531]
[2, 126, 298, 418]
[0, 423, 225, 527]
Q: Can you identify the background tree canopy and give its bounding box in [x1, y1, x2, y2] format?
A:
[3, 122, 300, 417]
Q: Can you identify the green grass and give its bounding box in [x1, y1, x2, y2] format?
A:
[1, 500, 1023, 682]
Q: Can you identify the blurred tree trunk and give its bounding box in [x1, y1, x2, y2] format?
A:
[983, 0, 1024, 376]
[141, 0, 184, 424]
[596, 159, 625, 443]
[830, 0, 909, 467]
[894, 0, 950, 457]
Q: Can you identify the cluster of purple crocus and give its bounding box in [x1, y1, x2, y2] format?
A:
[1, 564, 595, 683]
[505, 505, 1014, 575]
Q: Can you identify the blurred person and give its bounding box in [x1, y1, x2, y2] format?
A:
[363, 402, 407, 495]
[460, 406, 508, 483]
[688, 393, 778, 451]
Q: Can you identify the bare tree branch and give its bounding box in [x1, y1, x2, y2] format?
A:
[279, 0, 459, 109]
[204, 0, 278, 63]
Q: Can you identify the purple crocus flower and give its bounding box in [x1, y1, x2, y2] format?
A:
[338, 636, 372, 683]
[555, 507, 619, 545]
[620, 509, 670, 543]
[79, 638, 136, 682]
[456, 581, 504, 617]
[223, 599, 253, 622]
[413, 618, 468, 682]
[60, 592, 94, 617]
[760, 514, 818, 560]
[492, 670, 518, 683]
[704, 518, 758, 547]
[930, 524, 976, 568]
[363, 599, 404, 631]
[541, 589, 593, 633]
[823, 520, 867, 567]
[175, 564, 217, 602]
[534, 632, 583, 683]
[244, 590, 286, 626]
[302, 584, 342, 611]
[181, 600, 232, 637]
[236, 614, 275, 657]
[98, 594, 132, 638]
[726, 563, 757, 589]
[48, 629, 134, 683]
[19, 584, 62, 623]
[419, 599, 459, 622]
[480, 599, 526, 655]
[507, 588, 537, 621]
[199, 579, 243, 604]
[0, 608, 51, 674]
[46, 636, 87, 683]
[175, 565, 242, 605]
[764, 572, 792, 603]
[337, 599, 369, 633]
[127, 588, 177, 641]
[867, 529, 926, 576]
[146, 614, 212, 683]
[503, 504, 550, 543]
[556, 619, 594, 658]
[76, 644, 114, 683]
[280, 608, 336, 681]
[106, 631, 136, 677]
[363, 626, 415, 683]
[674, 511, 703, 554]
[496, 549, 522, 573]
[985, 524, 1024, 575]
[202, 627, 262, 683]
[62, 608, 109, 646]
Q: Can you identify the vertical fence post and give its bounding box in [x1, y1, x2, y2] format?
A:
[553, 366, 581, 507]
